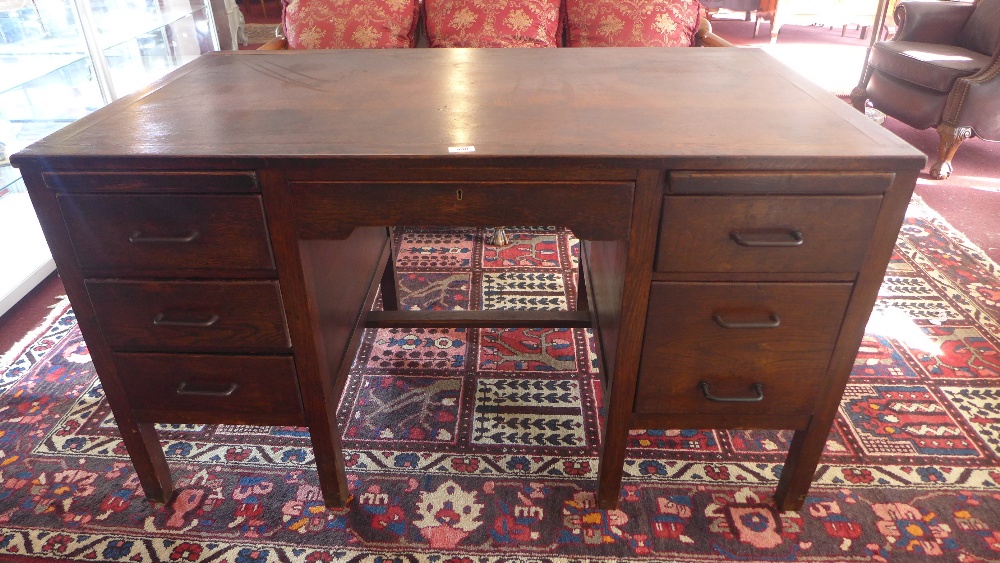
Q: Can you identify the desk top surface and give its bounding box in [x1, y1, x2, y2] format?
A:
[13, 48, 924, 170]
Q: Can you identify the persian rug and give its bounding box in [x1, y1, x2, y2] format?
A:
[242, 23, 282, 46]
[1, 196, 999, 562]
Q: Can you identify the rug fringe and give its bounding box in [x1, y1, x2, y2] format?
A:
[0, 295, 71, 373]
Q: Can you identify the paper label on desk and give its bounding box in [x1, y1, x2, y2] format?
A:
[448, 146, 476, 153]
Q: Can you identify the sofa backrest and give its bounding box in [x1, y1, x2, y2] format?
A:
[281, 0, 706, 50]
[958, 0, 1000, 55]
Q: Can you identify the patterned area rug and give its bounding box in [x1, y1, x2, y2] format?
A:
[1, 197, 999, 562]
[242, 23, 282, 46]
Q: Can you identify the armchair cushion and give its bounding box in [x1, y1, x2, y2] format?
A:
[871, 40, 991, 92]
[282, 0, 420, 49]
[958, 0, 1000, 56]
[871, 41, 990, 92]
[565, 0, 703, 47]
[422, 0, 562, 48]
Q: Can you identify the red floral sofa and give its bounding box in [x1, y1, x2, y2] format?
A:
[260, 0, 733, 50]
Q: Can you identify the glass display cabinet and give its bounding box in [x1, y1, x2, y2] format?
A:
[0, 0, 219, 315]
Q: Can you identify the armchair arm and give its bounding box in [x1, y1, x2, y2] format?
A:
[258, 36, 289, 50]
[893, 1, 975, 45]
[942, 53, 1000, 140]
[696, 18, 736, 47]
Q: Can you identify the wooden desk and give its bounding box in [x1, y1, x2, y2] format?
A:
[11, 48, 924, 511]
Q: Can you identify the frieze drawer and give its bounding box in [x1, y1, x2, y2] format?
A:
[114, 353, 305, 426]
[57, 194, 275, 272]
[655, 195, 882, 274]
[634, 282, 853, 416]
[87, 280, 290, 352]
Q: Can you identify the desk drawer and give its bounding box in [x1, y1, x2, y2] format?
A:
[57, 194, 275, 272]
[87, 280, 290, 352]
[114, 353, 304, 425]
[289, 181, 634, 241]
[655, 196, 882, 273]
[634, 282, 852, 416]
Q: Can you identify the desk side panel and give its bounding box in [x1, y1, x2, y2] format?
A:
[17, 163, 175, 502]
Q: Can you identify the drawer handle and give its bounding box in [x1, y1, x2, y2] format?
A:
[176, 382, 238, 397]
[700, 382, 765, 403]
[712, 312, 781, 329]
[730, 230, 804, 247]
[153, 313, 220, 327]
[128, 230, 200, 244]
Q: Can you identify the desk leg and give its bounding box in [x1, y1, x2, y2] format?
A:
[380, 227, 399, 311]
[774, 422, 822, 511]
[297, 230, 390, 508]
[122, 422, 174, 504]
[20, 171, 176, 505]
[262, 171, 389, 508]
[590, 170, 664, 509]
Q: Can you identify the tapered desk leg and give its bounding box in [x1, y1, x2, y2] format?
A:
[589, 170, 665, 509]
[124, 422, 174, 503]
[380, 227, 399, 311]
[261, 171, 389, 508]
[20, 171, 176, 505]
[774, 423, 822, 511]
[297, 230, 390, 508]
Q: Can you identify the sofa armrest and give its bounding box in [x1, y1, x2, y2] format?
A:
[258, 37, 289, 50]
[696, 18, 735, 47]
[893, 1, 975, 45]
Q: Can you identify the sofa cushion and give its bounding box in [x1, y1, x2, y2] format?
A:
[423, 0, 563, 48]
[566, 0, 703, 47]
[282, 0, 420, 49]
[958, 0, 1000, 56]
[871, 40, 990, 92]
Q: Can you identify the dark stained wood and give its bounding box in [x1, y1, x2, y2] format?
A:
[10, 49, 925, 512]
[365, 310, 592, 328]
[300, 223, 390, 507]
[379, 228, 399, 311]
[284, 166, 637, 183]
[631, 412, 811, 431]
[668, 171, 894, 195]
[289, 181, 634, 241]
[86, 280, 291, 352]
[18, 166, 175, 504]
[635, 282, 853, 416]
[581, 239, 627, 393]
[773, 169, 922, 511]
[115, 352, 305, 424]
[655, 195, 883, 273]
[57, 194, 276, 272]
[11, 50, 922, 169]
[259, 168, 357, 508]
[43, 171, 259, 193]
[594, 169, 665, 509]
[653, 271, 862, 283]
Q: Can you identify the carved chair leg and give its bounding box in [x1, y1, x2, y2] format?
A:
[849, 85, 868, 112]
[930, 124, 972, 180]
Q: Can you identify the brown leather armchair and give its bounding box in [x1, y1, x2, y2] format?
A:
[850, 0, 1000, 179]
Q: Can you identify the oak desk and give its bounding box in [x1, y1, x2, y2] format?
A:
[11, 48, 925, 511]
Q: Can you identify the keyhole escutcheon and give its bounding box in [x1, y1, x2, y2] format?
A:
[456, 189, 463, 201]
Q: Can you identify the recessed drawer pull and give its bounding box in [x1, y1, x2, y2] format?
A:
[176, 381, 238, 397]
[128, 230, 200, 244]
[152, 313, 220, 327]
[700, 382, 765, 403]
[712, 312, 781, 329]
[730, 230, 804, 247]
